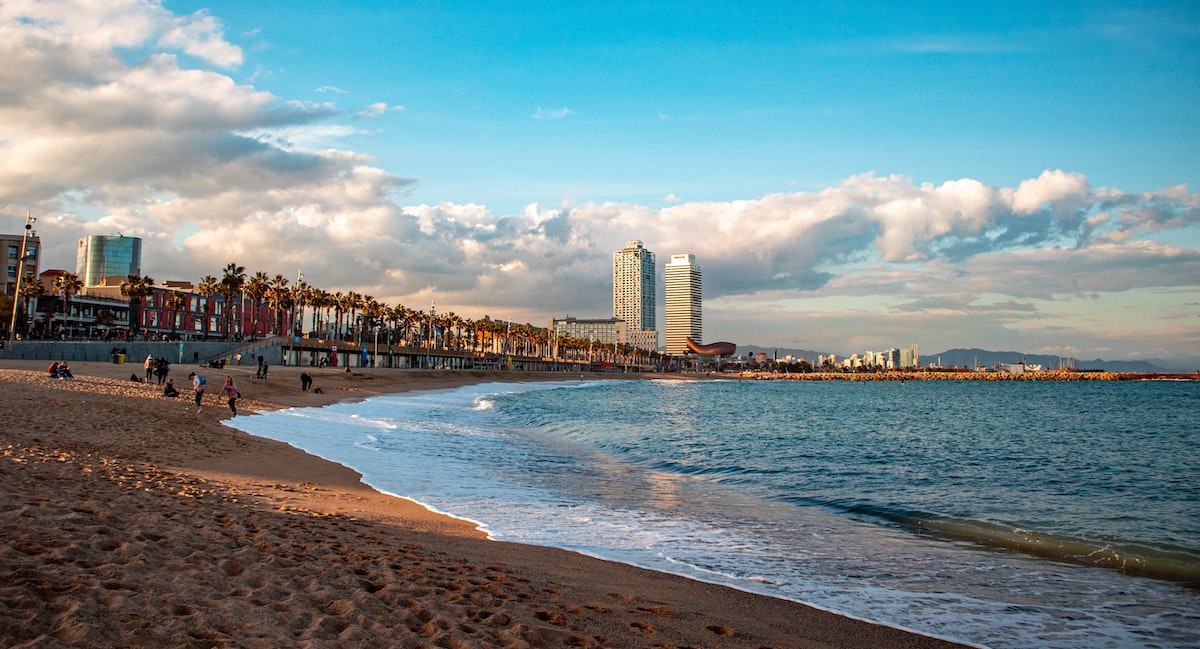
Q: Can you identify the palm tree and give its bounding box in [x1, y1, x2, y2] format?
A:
[119, 274, 155, 337]
[266, 274, 290, 335]
[291, 279, 309, 337]
[243, 271, 270, 340]
[219, 262, 246, 339]
[164, 291, 185, 338]
[197, 275, 218, 340]
[331, 291, 346, 339]
[16, 273, 43, 338]
[53, 271, 81, 338]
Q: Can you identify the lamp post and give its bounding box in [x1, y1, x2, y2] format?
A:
[7, 212, 36, 345]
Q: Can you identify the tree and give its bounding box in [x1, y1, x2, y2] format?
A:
[53, 271, 81, 338]
[197, 275, 218, 340]
[164, 291, 185, 338]
[16, 273, 43, 337]
[243, 271, 270, 340]
[119, 274, 155, 337]
[219, 262, 246, 339]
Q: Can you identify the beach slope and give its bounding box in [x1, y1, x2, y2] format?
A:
[1, 360, 969, 648]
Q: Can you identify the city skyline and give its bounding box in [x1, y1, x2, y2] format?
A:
[1, 1, 1198, 365]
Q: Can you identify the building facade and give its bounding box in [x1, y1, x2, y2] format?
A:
[550, 316, 627, 347]
[77, 235, 142, 286]
[664, 253, 701, 356]
[3, 232, 40, 297]
[612, 240, 658, 351]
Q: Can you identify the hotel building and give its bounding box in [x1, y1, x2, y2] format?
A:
[612, 240, 658, 352]
[664, 252, 701, 356]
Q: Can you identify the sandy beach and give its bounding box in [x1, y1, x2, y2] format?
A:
[1, 359, 970, 648]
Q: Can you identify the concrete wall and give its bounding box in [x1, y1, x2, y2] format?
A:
[2, 340, 250, 366]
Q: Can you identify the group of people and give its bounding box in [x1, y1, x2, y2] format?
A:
[46, 362, 74, 379]
[142, 355, 171, 385]
[184, 372, 241, 417]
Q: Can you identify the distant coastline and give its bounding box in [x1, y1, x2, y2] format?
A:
[739, 369, 1200, 381]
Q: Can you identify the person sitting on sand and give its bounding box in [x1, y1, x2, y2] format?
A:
[56, 362, 74, 379]
[217, 375, 241, 417]
[162, 378, 179, 397]
[48, 362, 59, 377]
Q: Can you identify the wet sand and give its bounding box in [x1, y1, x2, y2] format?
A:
[1, 359, 970, 648]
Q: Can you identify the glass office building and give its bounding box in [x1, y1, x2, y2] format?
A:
[76, 235, 141, 286]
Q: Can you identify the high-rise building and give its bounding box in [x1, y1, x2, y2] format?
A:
[76, 235, 141, 286]
[612, 240, 655, 330]
[664, 252, 701, 356]
[613, 240, 658, 352]
[3, 232, 40, 296]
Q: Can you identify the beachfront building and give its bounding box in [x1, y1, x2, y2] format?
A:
[613, 240, 659, 352]
[3, 231, 41, 297]
[664, 252, 701, 356]
[76, 235, 142, 286]
[550, 316, 628, 347]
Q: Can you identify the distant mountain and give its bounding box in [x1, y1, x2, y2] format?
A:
[928, 348, 1179, 373]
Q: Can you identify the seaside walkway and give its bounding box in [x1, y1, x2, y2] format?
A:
[2, 336, 630, 373]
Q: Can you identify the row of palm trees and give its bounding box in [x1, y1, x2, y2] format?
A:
[119, 262, 666, 369]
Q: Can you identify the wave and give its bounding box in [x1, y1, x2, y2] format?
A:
[789, 497, 1200, 587]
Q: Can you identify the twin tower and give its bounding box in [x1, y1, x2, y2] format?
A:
[613, 240, 700, 356]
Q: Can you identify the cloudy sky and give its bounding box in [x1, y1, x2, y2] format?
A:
[2, 1, 1198, 366]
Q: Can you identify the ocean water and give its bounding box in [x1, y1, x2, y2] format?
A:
[227, 378, 1200, 648]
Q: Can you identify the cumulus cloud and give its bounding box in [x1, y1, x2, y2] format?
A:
[0, 0, 1197, 360]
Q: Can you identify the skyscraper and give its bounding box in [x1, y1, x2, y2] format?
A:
[76, 235, 141, 286]
[613, 240, 656, 349]
[664, 252, 701, 356]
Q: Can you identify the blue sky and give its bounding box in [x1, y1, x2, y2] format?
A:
[192, 0, 1198, 211]
[2, 1, 1198, 365]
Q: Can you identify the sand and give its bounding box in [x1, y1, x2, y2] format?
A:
[1, 359, 970, 648]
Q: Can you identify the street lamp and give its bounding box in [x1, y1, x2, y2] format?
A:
[7, 212, 36, 345]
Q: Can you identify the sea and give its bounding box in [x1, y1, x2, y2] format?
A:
[225, 378, 1200, 649]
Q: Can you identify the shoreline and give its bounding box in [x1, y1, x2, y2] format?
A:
[2, 359, 972, 648]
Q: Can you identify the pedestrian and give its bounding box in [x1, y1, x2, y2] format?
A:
[218, 375, 240, 417]
[257, 355, 265, 379]
[300, 371, 312, 391]
[144, 355, 154, 382]
[155, 357, 169, 385]
[188, 371, 206, 413]
[260, 361, 269, 380]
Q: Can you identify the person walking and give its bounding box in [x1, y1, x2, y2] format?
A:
[188, 371, 206, 414]
[218, 375, 241, 417]
[144, 355, 154, 382]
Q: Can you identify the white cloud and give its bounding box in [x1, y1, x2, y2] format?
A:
[1010, 169, 1089, 213]
[354, 102, 403, 119]
[531, 106, 573, 120]
[0, 0, 1196, 361]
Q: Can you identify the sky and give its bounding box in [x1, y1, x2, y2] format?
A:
[2, 0, 1198, 366]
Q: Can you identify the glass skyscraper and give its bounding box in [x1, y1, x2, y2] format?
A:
[76, 235, 141, 286]
[664, 252, 701, 356]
